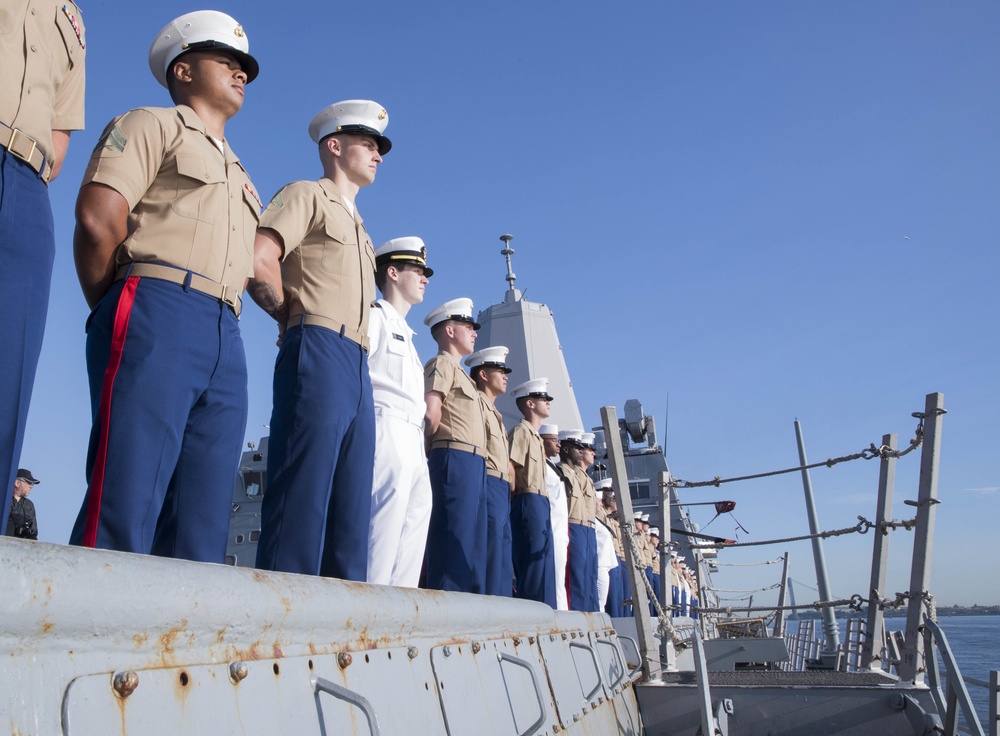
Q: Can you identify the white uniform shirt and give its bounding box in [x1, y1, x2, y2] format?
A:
[546, 457, 570, 610]
[595, 520, 617, 611]
[368, 299, 425, 422]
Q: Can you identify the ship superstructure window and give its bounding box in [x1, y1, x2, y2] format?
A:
[629, 479, 651, 500]
[242, 469, 265, 497]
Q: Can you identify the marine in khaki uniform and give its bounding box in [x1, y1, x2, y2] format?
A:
[508, 379, 556, 607]
[562, 431, 598, 612]
[1, 0, 86, 531]
[423, 298, 488, 593]
[70, 11, 259, 561]
[465, 346, 514, 597]
[250, 100, 390, 580]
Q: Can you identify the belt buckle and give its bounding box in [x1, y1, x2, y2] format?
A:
[7, 128, 38, 167]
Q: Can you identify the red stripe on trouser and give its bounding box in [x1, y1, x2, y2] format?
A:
[82, 277, 140, 547]
[565, 544, 572, 608]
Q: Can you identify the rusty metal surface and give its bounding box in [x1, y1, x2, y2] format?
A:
[1, 538, 641, 735]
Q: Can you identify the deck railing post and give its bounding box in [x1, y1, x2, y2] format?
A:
[899, 392, 945, 684]
[602, 405, 662, 681]
[862, 432, 897, 670]
[772, 552, 790, 639]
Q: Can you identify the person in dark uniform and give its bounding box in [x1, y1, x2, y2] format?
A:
[70, 11, 260, 561]
[465, 346, 514, 597]
[6, 469, 40, 540]
[423, 298, 488, 593]
[560, 430, 598, 612]
[250, 99, 390, 580]
[508, 378, 556, 607]
[0, 0, 86, 532]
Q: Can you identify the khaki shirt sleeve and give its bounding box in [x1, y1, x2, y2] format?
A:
[259, 181, 322, 259]
[84, 110, 167, 210]
[425, 355, 455, 396]
[51, 3, 86, 131]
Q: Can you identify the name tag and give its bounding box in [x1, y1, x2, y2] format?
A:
[392, 333, 405, 341]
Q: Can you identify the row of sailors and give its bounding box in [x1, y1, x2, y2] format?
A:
[2, 5, 698, 618]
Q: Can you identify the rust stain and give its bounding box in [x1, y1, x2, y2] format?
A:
[133, 632, 148, 649]
[271, 643, 283, 659]
[41, 621, 54, 634]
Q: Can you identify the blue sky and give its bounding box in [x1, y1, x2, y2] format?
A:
[22, 1, 998, 606]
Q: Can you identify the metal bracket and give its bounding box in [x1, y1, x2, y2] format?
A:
[568, 642, 603, 700]
[497, 652, 547, 736]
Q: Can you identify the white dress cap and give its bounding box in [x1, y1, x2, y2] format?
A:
[594, 477, 613, 491]
[633, 511, 643, 520]
[650, 527, 659, 536]
[579, 432, 596, 449]
[510, 378, 553, 402]
[374, 236, 433, 276]
[538, 423, 559, 437]
[641, 513, 650, 522]
[149, 11, 258, 88]
[557, 428, 583, 443]
[424, 298, 479, 329]
[309, 99, 392, 154]
[464, 346, 511, 373]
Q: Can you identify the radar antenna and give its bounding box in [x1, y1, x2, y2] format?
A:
[499, 234, 522, 302]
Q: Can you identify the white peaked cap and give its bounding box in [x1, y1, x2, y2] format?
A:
[510, 378, 553, 401]
[558, 429, 583, 443]
[539, 423, 559, 436]
[149, 10, 258, 88]
[424, 298, 479, 329]
[464, 346, 510, 372]
[308, 99, 392, 154]
[594, 478, 613, 491]
[374, 236, 432, 276]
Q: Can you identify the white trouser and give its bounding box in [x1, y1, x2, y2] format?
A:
[550, 500, 570, 610]
[367, 414, 432, 587]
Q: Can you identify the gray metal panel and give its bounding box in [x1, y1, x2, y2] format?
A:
[476, 294, 583, 431]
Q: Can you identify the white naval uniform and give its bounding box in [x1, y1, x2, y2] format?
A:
[366, 299, 432, 586]
[595, 521, 617, 611]
[545, 457, 570, 610]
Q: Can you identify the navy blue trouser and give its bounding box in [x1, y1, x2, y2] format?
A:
[70, 277, 247, 561]
[605, 559, 624, 617]
[510, 492, 555, 607]
[568, 522, 598, 612]
[485, 474, 513, 596]
[255, 324, 375, 580]
[0, 153, 53, 530]
[425, 447, 488, 593]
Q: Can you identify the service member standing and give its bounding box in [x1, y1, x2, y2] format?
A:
[465, 346, 514, 597]
[1, 0, 86, 531]
[365, 237, 433, 587]
[250, 100, 390, 580]
[508, 379, 556, 607]
[423, 298, 488, 593]
[70, 11, 259, 560]
[560, 430, 598, 612]
[540, 423, 569, 610]
[596, 478, 626, 617]
[6, 469, 40, 540]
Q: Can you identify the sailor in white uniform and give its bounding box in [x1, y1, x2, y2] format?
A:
[540, 423, 569, 610]
[366, 237, 433, 587]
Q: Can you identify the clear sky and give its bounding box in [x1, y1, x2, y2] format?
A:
[20, 1, 998, 607]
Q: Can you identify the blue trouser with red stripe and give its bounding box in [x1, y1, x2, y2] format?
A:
[255, 324, 375, 580]
[69, 276, 247, 561]
[0, 153, 53, 530]
[568, 522, 598, 612]
[622, 558, 633, 617]
[485, 474, 513, 596]
[510, 492, 555, 607]
[425, 447, 487, 593]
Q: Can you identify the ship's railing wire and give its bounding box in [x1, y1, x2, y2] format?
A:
[667, 414, 927, 490]
[685, 515, 918, 550]
[712, 557, 784, 567]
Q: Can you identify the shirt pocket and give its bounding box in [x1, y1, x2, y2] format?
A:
[319, 218, 356, 275]
[240, 181, 261, 254]
[53, 5, 83, 67]
[384, 332, 408, 385]
[171, 154, 226, 223]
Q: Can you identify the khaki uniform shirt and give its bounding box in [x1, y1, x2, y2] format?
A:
[0, 0, 86, 163]
[602, 510, 625, 559]
[260, 178, 375, 337]
[508, 420, 547, 496]
[479, 392, 509, 477]
[84, 105, 259, 294]
[424, 352, 485, 448]
[565, 465, 596, 526]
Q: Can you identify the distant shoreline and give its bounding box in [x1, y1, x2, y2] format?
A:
[788, 606, 1000, 619]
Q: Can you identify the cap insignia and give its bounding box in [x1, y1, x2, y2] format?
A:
[378, 109, 387, 120]
[234, 25, 245, 38]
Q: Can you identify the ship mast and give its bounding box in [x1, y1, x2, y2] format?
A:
[499, 233, 521, 303]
